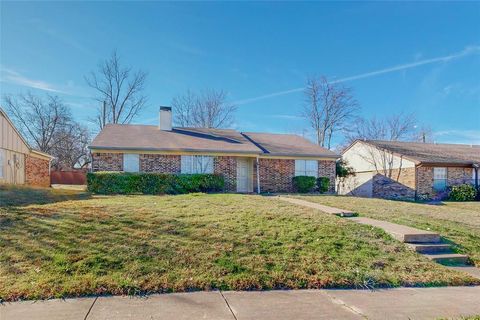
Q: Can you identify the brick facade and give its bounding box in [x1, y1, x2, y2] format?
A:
[214, 156, 237, 192]
[25, 155, 50, 187]
[318, 160, 336, 192]
[447, 167, 474, 185]
[140, 154, 180, 173]
[92, 153, 123, 171]
[372, 167, 416, 199]
[254, 158, 295, 192]
[416, 166, 474, 199]
[91, 152, 337, 194]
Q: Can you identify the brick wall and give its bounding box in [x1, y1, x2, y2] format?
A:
[447, 167, 474, 186]
[372, 167, 416, 199]
[140, 154, 180, 173]
[254, 158, 295, 193]
[214, 156, 237, 192]
[25, 155, 50, 187]
[416, 166, 474, 199]
[92, 153, 123, 171]
[318, 160, 336, 192]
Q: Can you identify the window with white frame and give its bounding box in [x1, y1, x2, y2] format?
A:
[433, 167, 447, 191]
[181, 155, 214, 174]
[0, 149, 4, 178]
[294, 160, 318, 177]
[123, 153, 139, 172]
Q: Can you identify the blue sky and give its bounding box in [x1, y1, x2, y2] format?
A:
[1, 1, 479, 146]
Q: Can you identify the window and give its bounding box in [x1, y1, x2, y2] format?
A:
[181, 155, 214, 174]
[295, 160, 318, 177]
[123, 154, 139, 172]
[433, 167, 447, 191]
[0, 149, 4, 178]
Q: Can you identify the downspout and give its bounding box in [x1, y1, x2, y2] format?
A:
[256, 156, 261, 194]
[474, 164, 479, 190]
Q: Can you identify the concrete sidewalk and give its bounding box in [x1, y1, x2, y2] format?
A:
[2, 287, 480, 320]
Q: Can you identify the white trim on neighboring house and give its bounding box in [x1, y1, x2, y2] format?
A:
[0, 148, 4, 179]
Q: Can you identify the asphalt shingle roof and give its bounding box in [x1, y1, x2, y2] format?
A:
[362, 140, 480, 165]
[90, 124, 339, 158]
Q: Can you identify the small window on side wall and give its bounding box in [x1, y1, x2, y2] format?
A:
[123, 154, 140, 172]
[433, 167, 447, 192]
[295, 160, 318, 177]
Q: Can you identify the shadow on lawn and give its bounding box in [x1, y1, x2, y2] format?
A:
[0, 185, 90, 207]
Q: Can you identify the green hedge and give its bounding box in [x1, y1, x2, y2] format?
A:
[317, 177, 330, 193]
[448, 184, 477, 201]
[292, 176, 317, 193]
[87, 172, 225, 195]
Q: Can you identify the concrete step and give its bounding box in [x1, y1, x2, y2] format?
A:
[425, 253, 470, 265]
[348, 217, 441, 243]
[406, 242, 452, 254]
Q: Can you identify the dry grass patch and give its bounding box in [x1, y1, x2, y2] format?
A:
[1, 187, 478, 301]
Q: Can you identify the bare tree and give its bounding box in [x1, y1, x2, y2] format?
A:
[85, 50, 148, 130]
[171, 89, 197, 127]
[50, 123, 91, 169]
[3, 93, 91, 169]
[303, 76, 359, 149]
[413, 125, 433, 143]
[345, 112, 418, 143]
[344, 112, 420, 179]
[172, 89, 237, 128]
[3, 93, 69, 153]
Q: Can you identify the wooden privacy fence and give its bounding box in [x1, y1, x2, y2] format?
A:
[50, 170, 87, 185]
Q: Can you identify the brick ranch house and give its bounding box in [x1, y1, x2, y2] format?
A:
[89, 107, 339, 193]
[0, 108, 54, 187]
[339, 139, 480, 200]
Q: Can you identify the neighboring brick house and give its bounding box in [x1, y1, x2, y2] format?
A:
[339, 139, 480, 200]
[0, 108, 53, 187]
[89, 107, 339, 193]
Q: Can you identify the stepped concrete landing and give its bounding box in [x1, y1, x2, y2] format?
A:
[406, 243, 451, 253]
[278, 196, 356, 217]
[274, 197, 479, 276]
[348, 217, 441, 243]
[425, 253, 470, 265]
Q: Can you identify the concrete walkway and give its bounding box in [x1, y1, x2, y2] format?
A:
[277, 196, 480, 279]
[2, 287, 480, 320]
[278, 196, 356, 217]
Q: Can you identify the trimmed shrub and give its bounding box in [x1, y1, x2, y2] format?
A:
[292, 176, 316, 193]
[87, 172, 224, 195]
[317, 177, 330, 193]
[448, 184, 477, 201]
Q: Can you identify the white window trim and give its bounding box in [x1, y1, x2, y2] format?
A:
[433, 167, 447, 191]
[294, 159, 318, 177]
[181, 155, 214, 174]
[123, 153, 140, 172]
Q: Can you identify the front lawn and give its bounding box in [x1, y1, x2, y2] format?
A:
[291, 195, 480, 267]
[1, 187, 478, 301]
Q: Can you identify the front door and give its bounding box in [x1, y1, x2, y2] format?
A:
[236, 158, 250, 193]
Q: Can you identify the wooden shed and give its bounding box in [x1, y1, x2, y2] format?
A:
[0, 108, 53, 187]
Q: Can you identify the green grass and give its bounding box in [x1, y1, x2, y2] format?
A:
[1, 186, 478, 301]
[290, 195, 480, 267]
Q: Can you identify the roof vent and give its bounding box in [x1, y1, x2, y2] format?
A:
[159, 106, 172, 131]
